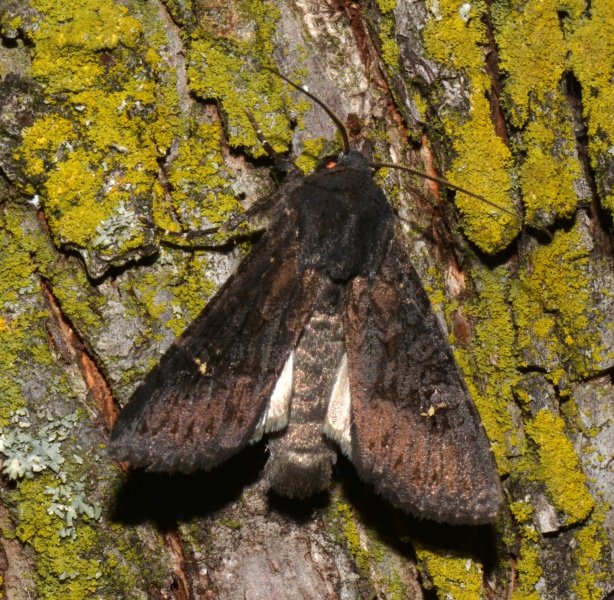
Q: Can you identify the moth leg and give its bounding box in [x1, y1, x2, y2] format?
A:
[142, 110, 298, 247]
[244, 109, 301, 177]
[141, 192, 279, 248]
[138, 216, 227, 245]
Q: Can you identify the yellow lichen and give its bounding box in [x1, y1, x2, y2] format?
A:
[29, 0, 142, 94]
[13, 0, 186, 260]
[376, 0, 397, 14]
[512, 225, 603, 379]
[524, 409, 594, 524]
[13, 477, 102, 599]
[571, 509, 611, 600]
[566, 0, 614, 215]
[518, 117, 582, 222]
[457, 265, 519, 474]
[185, 0, 294, 156]
[493, 0, 589, 224]
[509, 500, 534, 525]
[511, 541, 542, 600]
[494, 0, 579, 127]
[295, 137, 327, 174]
[423, 0, 520, 252]
[378, 16, 400, 69]
[414, 542, 484, 600]
[166, 122, 240, 226]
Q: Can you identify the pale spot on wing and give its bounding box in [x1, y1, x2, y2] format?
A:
[194, 357, 208, 374]
[250, 350, 294, 443]
[323, 353, 352, 457]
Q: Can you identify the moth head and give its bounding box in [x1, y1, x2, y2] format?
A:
[265, 69, 376, 176]
[317, 149, 369, 173]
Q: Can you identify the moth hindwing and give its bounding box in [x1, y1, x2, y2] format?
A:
[111, 84, 503, 525]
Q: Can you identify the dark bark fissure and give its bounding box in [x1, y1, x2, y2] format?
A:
[564, 70, 614, 257]
[482, 0, 510, 147]
[40, 278, 120, 429]
[163, 530, 197, 600]
[0, 539, 8, 598]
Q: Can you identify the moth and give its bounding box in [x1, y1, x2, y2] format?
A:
[111, 71, 504, 525]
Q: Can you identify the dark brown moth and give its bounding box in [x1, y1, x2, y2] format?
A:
[111, 72, 504, 525]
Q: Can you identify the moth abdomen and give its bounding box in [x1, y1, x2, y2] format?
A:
[265, 282, 345, 498]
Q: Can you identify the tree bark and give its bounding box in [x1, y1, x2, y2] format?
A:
[1, 0, 613, 598]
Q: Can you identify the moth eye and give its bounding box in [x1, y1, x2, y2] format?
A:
[317, 154, 339, 170]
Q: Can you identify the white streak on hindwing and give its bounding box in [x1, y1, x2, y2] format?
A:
[323, 353, 352, 457]
[250, 350, 294, 443]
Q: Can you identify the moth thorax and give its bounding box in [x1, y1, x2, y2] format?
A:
[265, 298, 345, 498]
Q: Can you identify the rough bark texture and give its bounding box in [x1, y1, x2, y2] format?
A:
[0, 0, 613, 598]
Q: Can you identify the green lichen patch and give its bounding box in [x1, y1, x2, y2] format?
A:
[376, 0, 397, 14]
[422, 0, 520, 252]
[325, 497, 408, 599]
[295, 137, 327, 174]
[494, 0, 581, 128]
[414, 541, 485, 600]
[423, 0, 489, 85]
[493, 0, 590, 226]
[121, 228, 219, 343]
[565, 0, 614, 215]
[10, 0, 185, 274]
[0, 292, 106, 598]
[0, 202, 169, 597]
[0, 210, 58, 426]
[517, 112, 583, 224]
[512, 225, 603, 380]
[571, 514, 612, 600]
[13, 476, 102, 599]
[509, 499, 535, 526]
[457, 265, 519, 474]
[447, 96, 520, 252]
[187, 39, 292, 155]
[183, 0, 296, 155]
[166, 121, 241, 228]
[378, 15, 400, 70]
[524, 409, 594, 525]
[2, 191, 108, 336]
[164, 251, 217, 335]
[29, 0, 142, 93]
[511, 539, 542, 600]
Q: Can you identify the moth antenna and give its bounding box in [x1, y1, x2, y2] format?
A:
[371, 162, 552, 240]
[244, 109, 279, 158]
[264, 67, 351, 155]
